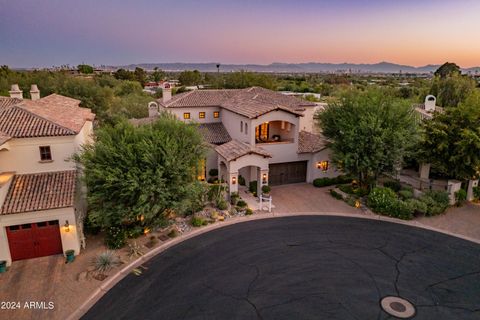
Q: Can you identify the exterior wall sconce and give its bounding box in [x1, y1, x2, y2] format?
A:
[232, 176, 237, 185]
[317, 161, 329, 172]
[64, 220, 70, 232]
[262, 173, 268, 184]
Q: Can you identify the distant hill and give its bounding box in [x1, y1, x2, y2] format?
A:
[119, 62, 480, 74]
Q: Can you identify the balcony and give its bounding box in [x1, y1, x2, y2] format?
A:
[255, 120, 295, 145]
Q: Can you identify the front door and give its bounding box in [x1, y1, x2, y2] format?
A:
[6, 220, 63, 261]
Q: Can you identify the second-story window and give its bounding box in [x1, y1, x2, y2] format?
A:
[199, 112, 205, 119]
[245, 123, 248, 135]
[183, 112, 191, 120]
[213, 111, 220, 118]
[240, 121, 243, 132]
[39, 146, 52, 161]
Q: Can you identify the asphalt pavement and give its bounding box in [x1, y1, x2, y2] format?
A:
[83, 216, 480, 320]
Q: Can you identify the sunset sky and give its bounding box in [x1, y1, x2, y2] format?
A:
[1, 0, 479, 68]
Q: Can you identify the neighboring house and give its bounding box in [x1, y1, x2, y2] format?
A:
[132, 86, 338, 195]
[0, 84, 95, 266]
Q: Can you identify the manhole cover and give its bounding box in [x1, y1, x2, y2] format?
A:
[380, 296, 415, 319]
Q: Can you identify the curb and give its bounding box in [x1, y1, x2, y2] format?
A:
[68, 210, 480, 320]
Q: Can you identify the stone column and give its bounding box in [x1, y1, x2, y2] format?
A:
[229, 172, 238, 195]
[467, 179, 479, 201]
[419, 163, 431, 180]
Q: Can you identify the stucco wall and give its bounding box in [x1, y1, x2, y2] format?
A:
[306, 148, 340, 182]
[221, 109, 251, 143]
[0, 136, 76, 174]
[299, 106, 317, 132]
[0, 207, 80, 266]
[165, 107, 222, 123]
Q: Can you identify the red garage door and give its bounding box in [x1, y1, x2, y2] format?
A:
[6, 220, 63, 261]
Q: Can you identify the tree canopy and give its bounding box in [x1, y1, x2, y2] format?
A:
[77, 64, 94, 74]
[77, 113, 208, 230]
[318, 89, 419, 188]
[178, 70, 202, 86]
[430, 72, 476, 108]
[419, 91, 480, 180]
[434, 62, 461, 78]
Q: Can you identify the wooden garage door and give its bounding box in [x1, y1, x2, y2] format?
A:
[269, 161, 307, 185]
[6, 220, 63, 261]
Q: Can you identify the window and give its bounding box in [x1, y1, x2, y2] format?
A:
[255, 123, 269, 142]
[39, 146, 52, 161]
[240, 121, 243, 132]
[199, 112, 205, 119]
[245, 123, 248, 135]
[213, 111, 220, 118]
[317, 161, 329, 172]
[183, 112, 191, 119]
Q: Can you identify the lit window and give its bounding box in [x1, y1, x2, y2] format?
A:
[199, 112, 205, 119]
[213, 111, 220, 118]
[255, 123, 269, 141]
[39, 146, 52, 161]
[317, 161, 329, 171]
[240, 121, 243, 132]
[183, 112, 190, 119]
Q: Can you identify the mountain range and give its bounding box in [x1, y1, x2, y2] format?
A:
[120, 62, 480, 74]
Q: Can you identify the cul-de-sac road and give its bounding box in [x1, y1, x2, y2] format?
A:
[83, 216, 480, 320]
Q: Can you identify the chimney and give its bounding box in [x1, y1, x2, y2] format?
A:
[424, 95, 436, 112]
[9, 84, 23, 99]
[30, 84, 40, 100]
[162, 83, 172, 103]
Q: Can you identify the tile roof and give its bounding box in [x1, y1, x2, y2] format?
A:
[1, 170, 77, 215]
[0, 97, 22, 110]
[0, 106, 76, 138]
[158, 89, 241, 108]
[297, 131, 328, 153]
[21, 94, 95, 133]
[198, 123, 231, 145]
[0, 93, 95, 139]
[215, 139, 271, 162]
[157, 87, 315, 119]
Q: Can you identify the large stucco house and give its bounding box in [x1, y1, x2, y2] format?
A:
[134, 85, 337, 195]
[0, 85, 95, 266]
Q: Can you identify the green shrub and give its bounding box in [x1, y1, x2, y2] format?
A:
[208, 168, 218, 177]
[167, 229, 179, 238]
[390, 200, 414, 220]
[398, 189, 414, 200]
[191, 216, 205, 227]
[418, 190, 450, 216]
[473, 186, 480, 200]
[238, 175, 246, 186]
[262, 185, 271, 194]
[338, 184, 354, 194]
[208, 183, 226, 202]
[237, 199, 247, 208]
[330, 189, 343, 200]
[91, 251, 121, 273]
[245, 208, 253, 215]
[367, 187, 398, 214]
[105, 226, 127, 249]
[405, 199, 428, 215]
[455, 189, 467, 206]
[125, 225, 144, 239]
[216, 198, 228, 210]
[84, 215, 101, 235]
[230, 192, 239, 205]
[383, 180, 402, 192]
[249, 181, 258, 194]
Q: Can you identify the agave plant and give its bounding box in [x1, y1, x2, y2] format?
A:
[127, 241, 144, 258]
[91, 251, 121, 273]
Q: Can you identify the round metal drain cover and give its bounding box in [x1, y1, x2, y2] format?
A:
[380, 296, 415, 319]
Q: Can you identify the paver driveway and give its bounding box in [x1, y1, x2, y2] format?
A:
[270, 183, 360, 214]
[83, 216, 480, 320]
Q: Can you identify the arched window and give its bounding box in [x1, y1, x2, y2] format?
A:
[245, 123, 248, 135]
[240, 121, 243, 132]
